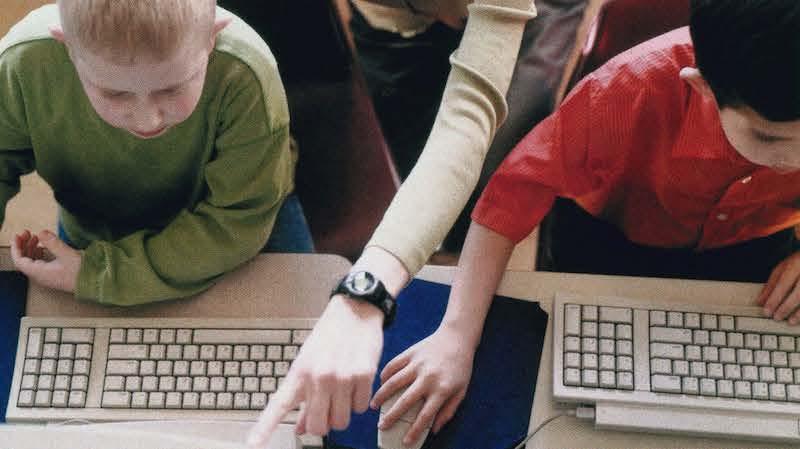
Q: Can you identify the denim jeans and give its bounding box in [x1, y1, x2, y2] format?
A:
[59, 193, 314, 253]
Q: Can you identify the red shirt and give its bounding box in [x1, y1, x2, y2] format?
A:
[473, 27, 800, 250]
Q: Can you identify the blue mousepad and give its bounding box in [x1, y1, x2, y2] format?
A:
[0, 271, 27, 421]
[328, 278, 548, 449]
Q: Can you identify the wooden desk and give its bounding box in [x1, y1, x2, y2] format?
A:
[416, 265, 788, 449]
[25, 253, 351, 319]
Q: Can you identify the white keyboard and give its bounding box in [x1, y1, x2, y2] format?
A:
[6, 317, 314, 423]
[553, 293, 800, 442]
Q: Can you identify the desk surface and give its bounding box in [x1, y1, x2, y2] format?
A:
[416, 265, 786, 449]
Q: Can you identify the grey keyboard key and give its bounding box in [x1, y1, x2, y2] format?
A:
[107, 360, 138, 376]
[719, 316, 734, 330]
[693, 330, 709, 346]
[777, 367, 793, 384]
[564, 368, 581, 386]
[651, 375, 681, 393]
[770, 383, 787, 401]
[772, 351, 788, 367]
[599, 307, 632, 323]
[735, 380, 751, 399]
[582, 305, 598, 321]
[68, 391, 86, 408]
[707, 363, 724, 379]
[59, 344, 75, 359]
[717, 379, 733, 397]
[651, 358, 671, 374]
[52, 390, 68, 408]
[742, 365, 758, 381]
[710, 331, 726, 346]
[599, 354, 615, 371]
[650, 327, 692, 344]
[763, 335, 778, 350]
[667, 312, 683, 328]
[217, 392, 233, 409]
[682, 377, 699, 394]
[651, 343, 684, 359]
[34, 390, 51, 407]
[752, 382, 769, 400]
[62, 328, 94, 344]
[148, 392, 165, 409]
[166, 392, 182, 409]
[787, 385, 800, 402]
[102, 392, 131, 408]
[565, 305, 581, 336]
[599, 370, 616, 388]
[251, 393, 268, 410]
[701, 314, 718, 330]
[582, 353, 598, 370]
[727, 332, 744, 348]
[26, 329, 43, 358]
[581, 369, 598, 387]
[780, 336, 796, 352]
[599, 323, 615, 339]
[192, 329, 291, 345]
[673, 360, 689, 376]
[234, 392, 250, 409]
[564, 352, 580, 368]
[132, 392, 148, 408]
[616, 324, 632, 340]
[44, 328, 60, 343]
[737, 349, 754, 365]
[616, 356, 633, 372]
[684, 313, 700, 329]
[71, 375, 88, 391]
[617, 372, 633, 390]
[650, 311, 667, 327]
[582, 322, 598, 338]
[54, 375, 70, 391]
[759, 366, 776, 383]
[690, 361, 706, 377]
[182, 392, 199, 409]
[18, 390, 34, 407]
[108, 345, 149, 360]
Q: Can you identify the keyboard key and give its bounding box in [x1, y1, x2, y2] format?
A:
[159, 329, 176, 344]
[701, 314, 717, 330]
[737, 349, 754, 365]
[685, 345, 702, 361]
[582, 322, 598, 338]
[763, 335, 778, 351]
[616, 324, 632, 340]
[717, 379, 733, 397]
[582, 353, 598, 370]
[200, 392, 216, 409]
[43, 344, 58, 359]
[582, 305, 598, 321]
[724, 364, 741, 380]
[68, 391, 86, 408]
[616, 356, 633, 372]
[752, 382, 769, 400]
[104, 376, 125, 391]
[599, 307, 632, 323]
[183, 345, 199, 360]
[564, 352, 580, 368]
[690, 361, 706, 377]
[109, 329, 125, 343]
[251, 393, 268, 410]
[217, 345, 233, 360]
[719, 316, 734, 330]
[727, 332, 744, 348]
[581, 369, 598, 387]
[777, 367, 793, 384]
[788, 385, 800, 402]
[176, 377, 193, 392]
[779, 336, 796, 352]
[34, 390, 51, 407]
[233, 345, 249, 361]
[745, 334, 761, 349]
[684, 313, 700, 329]
[52, 390, 68, 408]
[564, 305, 581, 336]
[599, 339, 615, 354]
[564, 368, 581, 386]
[234, 392, 250, 409]
[150, 345, 166, 360]
[140, 360, 156, 376]
[102, 392, 131, 408]
[59, 344, 75, 359]
[75, 344, 92, 360]
[125, 376, 141, 392]
[667, 312, 683, 328]
[192, 329, 291, 345]
[217, 392, 234, 409]
[759, 367, 776, 383]
[260, 377, 277, 393]
[23, 359, 39, 375]
[651, 375, 681, 393]
[182, 392, 199, 409]
[132, 392, 148, 408]
[142, 376, 158, 392]
[564, 336, 580, 352]
[682, 377, 699, 394]
[599, 323, 615, 339]
[693, 330, 709, 346]
[599, 370, 616, 388]
[616, 340, 632, 356]
[770, 383, 787, 401]
[651, 343, 683, 360]
[734, 380, 751, 399]
[611, 372, 631, 390]
[719, 348, 736, 364]
[71, 375, 88, 391]
[710, 331, 726, 346]
[742, 365, 758, 381]
[650, 327, 692, 344]
[582, 338, 597, 353]
[707, 363, 724, 379]
[148, 392, 165, 409]
[790, 353, 800, 368]
[599, 354, 615, 371]
[754, 350, 771, 366]
[108, 344, 149, 360]
[17, 390, 34, 407]
[702, 346, 718, 362]
[673, 360, 689, 376]
[61, 328, 94, 344]
[126, 329, 143, 344]
[651, 358, 671, 374]
[176, 329, 192, 344]
[166, 392, 182, 409]
[772, 351, 789, 367]
[650, 311, 667, 327]
[44, 328, 60, 343]
[40, 359, 56, 375]
[21, 375, 37, 390]
[700, 378, 716, 396]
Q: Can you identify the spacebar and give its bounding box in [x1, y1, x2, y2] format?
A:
[192, 329, 291, 344]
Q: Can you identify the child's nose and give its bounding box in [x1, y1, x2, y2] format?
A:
[130, 101, 164, 132]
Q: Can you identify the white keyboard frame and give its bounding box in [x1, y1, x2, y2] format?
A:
[6, 317, 315, 423]
[552, 292, 800, 417]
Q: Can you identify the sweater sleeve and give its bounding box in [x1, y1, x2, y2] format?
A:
[75, 69, 294, 305]
[0, 46, 36, 226]
[365, 0, 537, 275]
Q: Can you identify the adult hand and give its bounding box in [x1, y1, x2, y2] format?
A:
[246, 294, 384, 448]
[758, 251, 800, 324]
[370, 325, 474, 446]
[10, 229, 81, 293]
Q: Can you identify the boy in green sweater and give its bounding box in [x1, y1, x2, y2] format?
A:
[2, 0, 311, 305]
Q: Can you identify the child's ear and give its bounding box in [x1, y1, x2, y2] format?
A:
[209, 17, 233, 49]
[49, 25, 66, 43]
[680, 67, 714, 99]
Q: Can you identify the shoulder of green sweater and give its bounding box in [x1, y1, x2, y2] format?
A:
[213, 7, 288, 129]
[0, 5, 61, 61]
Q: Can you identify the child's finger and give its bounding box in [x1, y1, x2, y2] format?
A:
[24, 235, 40, 259]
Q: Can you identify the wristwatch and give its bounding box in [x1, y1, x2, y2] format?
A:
[331, 271, 397, 327]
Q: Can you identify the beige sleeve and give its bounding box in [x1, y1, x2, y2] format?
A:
[365, 0, 537, 276]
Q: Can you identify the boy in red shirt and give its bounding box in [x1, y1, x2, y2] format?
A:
[372, 0, 800, 445]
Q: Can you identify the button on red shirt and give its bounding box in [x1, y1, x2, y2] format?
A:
[473, 27, 800, 250]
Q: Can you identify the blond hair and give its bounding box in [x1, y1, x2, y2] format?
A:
[58, 0, 216, 64]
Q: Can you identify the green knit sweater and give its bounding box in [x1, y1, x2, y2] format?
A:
[0, 6, 295, 305]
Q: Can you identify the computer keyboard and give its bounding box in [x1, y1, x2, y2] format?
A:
[552, 292, 800, 442]
[6, 317, 314, 423]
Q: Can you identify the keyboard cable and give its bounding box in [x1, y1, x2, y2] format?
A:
[507, 406, 595, 449]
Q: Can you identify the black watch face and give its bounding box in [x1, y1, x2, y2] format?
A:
[347, 271, 378, 295]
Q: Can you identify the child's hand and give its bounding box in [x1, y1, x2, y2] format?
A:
[370, 326, 475, 445]
[758, 251, 800, 324]
[10, 230, 81, 293]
